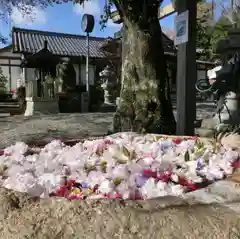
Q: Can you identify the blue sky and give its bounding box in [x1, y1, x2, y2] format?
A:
[0, 0, 175, 45]
[0, 0, 224, 47]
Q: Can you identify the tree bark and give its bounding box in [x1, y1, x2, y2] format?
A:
[113, 0, 176, 134]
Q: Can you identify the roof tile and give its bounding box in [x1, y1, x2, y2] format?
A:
[12, 27, 176, 58]
[12, 27, 106, 58]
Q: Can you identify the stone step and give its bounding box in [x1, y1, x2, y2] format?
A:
[0, 113, 10, 117]
[0, 102, 19, 108]
[0, 105, 22, 116]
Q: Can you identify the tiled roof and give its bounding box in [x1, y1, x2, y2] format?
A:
[12, 27, 106, 58]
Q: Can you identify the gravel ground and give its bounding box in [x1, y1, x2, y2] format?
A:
[0, 102, 215, 149]
[0, 113, 113, 149]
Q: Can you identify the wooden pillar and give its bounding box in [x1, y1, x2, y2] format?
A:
[176, 0, 197, 136]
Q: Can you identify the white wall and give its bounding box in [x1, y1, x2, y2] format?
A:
[0, 46, 22, 91]
[80, 64, 96, 85]
[73, 64, 80, 85]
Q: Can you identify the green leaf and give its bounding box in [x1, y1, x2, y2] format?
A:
[100, 161, 107, 173]
[184, 151, 190, 162]
[113, 178, 122, 186]
[84, 165, 97, 174]
[195, 140, 204, 150]
[121, 146, 130, 158]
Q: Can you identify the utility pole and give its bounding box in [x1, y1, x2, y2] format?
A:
[81, 14, 94, 112]
[86, 33, 90, 94]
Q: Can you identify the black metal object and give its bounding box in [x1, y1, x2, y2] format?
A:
[58, 85, 103, 113]
[196, 53, 240, 94]
[214, 53, 240, 92]
[196, 53, 240, 116]
[195, 78, 211, 92]
[81, 14, 95, 33]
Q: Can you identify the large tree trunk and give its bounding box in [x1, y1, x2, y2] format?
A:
[113, 0, 176, 134]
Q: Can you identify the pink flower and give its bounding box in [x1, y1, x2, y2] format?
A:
[104, 193, 122, 199]
[178, 177, 198, 191]
[172, 138, 181, 144]
[143, 169, 158, 178]
[232, 161, 240, 168]
[156, 170, 172, 182]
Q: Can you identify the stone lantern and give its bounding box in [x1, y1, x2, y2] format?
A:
[99, 65, 117, 112]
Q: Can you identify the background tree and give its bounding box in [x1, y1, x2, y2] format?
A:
[195, 0, 239, 61]
[210, 16, 231, 59]
[0, 66, 8, 94]
[208, 0, 240, 60]
[196, 0, 214, 60]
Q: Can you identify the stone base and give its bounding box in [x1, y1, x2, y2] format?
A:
[195, 127, 216, 138]
[196, 117, 222, 138]
[99, 103, 116, 113]
[0, 182, 240, 238]
[24, 98, 59, 116]
[195, 117, 220, 138]
[200, 117, 217, 129]
[196, 115, 240, 138]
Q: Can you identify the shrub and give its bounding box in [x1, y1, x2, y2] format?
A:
[0, 66, 7, 94]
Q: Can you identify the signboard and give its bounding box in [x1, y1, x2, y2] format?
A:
[174, 10, 189, 45]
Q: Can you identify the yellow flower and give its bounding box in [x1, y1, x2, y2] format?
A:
[88, 189, 93, 194]
[72, 189, 82, 195]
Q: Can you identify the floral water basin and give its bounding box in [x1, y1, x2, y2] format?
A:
[0, 132, 239, 200]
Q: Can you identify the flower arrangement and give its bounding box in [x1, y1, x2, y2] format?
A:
[0, 133, 239, 200]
